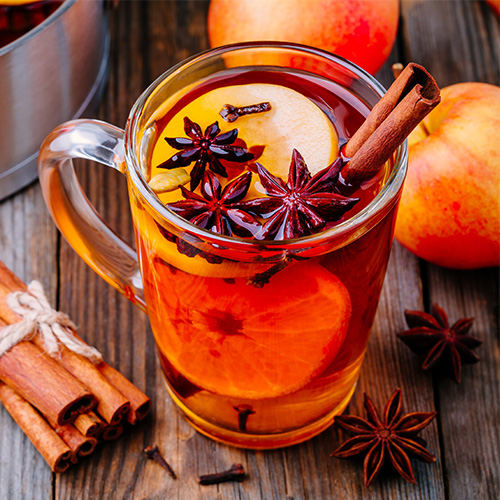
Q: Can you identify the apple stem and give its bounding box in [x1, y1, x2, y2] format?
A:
[392, 63, 404, 80]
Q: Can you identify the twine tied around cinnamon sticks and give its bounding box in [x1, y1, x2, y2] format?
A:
[0, 280, 102, 363]
[0, 260, 151, 473]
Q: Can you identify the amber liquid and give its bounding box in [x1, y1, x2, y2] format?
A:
[130, 68, 399, 448]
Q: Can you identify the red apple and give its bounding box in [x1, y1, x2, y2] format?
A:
[207, 0, 399, 76]
[394, 82, 500, 269]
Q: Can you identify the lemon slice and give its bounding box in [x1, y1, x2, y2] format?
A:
[150, 83, 339, 202]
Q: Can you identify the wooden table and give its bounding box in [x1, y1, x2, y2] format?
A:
[0, 1, 498, 499]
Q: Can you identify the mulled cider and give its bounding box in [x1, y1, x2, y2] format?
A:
[128, 53, 403, 448]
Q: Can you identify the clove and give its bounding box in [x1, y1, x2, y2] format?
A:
[144, 445, 177, 479]
[220, 102, 271, 122]
[233, 404, 255, 431]
[247, 258, 290, 288]
[199, 463, 245, 485]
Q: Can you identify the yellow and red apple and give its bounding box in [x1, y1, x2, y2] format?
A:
[395, 82, 500, 269]
[207, 0, 399, 76]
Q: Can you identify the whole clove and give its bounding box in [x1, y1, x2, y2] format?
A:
[199, 463, 245, 485]
[233, 404, 255, 431]
[220, 102, 271, 122]
[144, 445, 177, 479]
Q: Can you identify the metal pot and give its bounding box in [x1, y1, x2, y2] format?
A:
[0, 0, 109, 200]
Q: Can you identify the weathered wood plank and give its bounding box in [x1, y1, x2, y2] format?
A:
[401, 0, 500, 85]
[426, 265, 500, 500]
[0, 186, 58, 497]
[324, 243, 445, 500]
[55, 2, 153, 499]
[401, 1, 500, 499]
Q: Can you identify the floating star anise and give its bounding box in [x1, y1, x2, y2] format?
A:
[397, 304, 481, 383]
[332, 389, 436, 487]
[237, 149, 359, 240]
[166, 170, 261, 237]
[158, 117, 254, 190]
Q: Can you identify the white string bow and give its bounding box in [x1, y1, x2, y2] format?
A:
[0, 280, 102, 363]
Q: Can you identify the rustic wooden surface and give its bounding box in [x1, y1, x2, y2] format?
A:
[0, 1, 499, 499]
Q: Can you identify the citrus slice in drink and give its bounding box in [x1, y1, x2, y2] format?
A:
[150, 83, 339, 202]
[151, 260, 351, 399]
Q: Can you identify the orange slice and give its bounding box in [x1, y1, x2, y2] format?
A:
[152, 260, 351, 399]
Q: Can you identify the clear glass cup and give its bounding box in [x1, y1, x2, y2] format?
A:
[38, 42, 407, 449]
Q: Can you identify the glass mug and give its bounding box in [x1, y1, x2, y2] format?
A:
[38, 43, 407, 449]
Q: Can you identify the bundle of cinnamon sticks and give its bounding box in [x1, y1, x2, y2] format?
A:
[0, 260, 150, 473]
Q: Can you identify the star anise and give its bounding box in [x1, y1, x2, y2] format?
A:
[397, 304, 481, 383]
[166, 170, 261, 238]
[158, 117, 254, 190]
[237, 149, 359, 240]
[332, 389, 436, 487]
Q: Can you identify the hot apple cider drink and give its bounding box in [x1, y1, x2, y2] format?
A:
[130, 65, 399, 448]
[38, 43, 439, 449]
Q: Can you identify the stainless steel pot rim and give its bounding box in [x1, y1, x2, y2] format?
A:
[0, 27, 110, 201]
[0, 0, 77, 57]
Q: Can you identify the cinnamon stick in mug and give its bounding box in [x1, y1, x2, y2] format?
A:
[342, 62, 440, 185]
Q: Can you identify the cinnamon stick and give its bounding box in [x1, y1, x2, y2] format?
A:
[65, 330, 150, 424]
[0, 260, 28, 293]
[342, 62, 440, 185]
[32, 337, 130, 425]
[0, 263, 131, 425]
[0, 381, 72, 473]
[99, 423, 124, 441]
[51, 422, 97, 464]
[0, 285, 96, 426]
[97, 363, 151, 424]
[44, 325, 150, 424]
[74, 411, 105, 437]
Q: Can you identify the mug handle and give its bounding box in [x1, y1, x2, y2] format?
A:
[38, 119, 146, 312]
